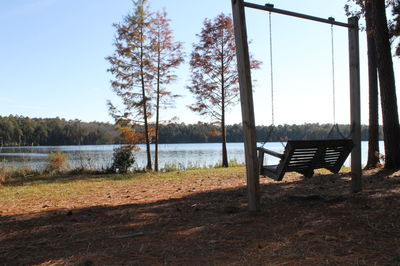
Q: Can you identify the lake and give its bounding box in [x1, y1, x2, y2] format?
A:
[0, 141, 385, 171]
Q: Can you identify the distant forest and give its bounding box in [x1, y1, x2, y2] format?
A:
[0, 116, 122, 146]
[0, 116, 381, 146]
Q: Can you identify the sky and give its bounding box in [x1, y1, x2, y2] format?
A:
[0, 0, 399, 126]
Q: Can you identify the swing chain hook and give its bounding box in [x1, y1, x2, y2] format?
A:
[265, 3, 274, 9]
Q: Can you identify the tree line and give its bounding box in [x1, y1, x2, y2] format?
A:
[0, 115, 381, 146]
[0, 116, 122, 146]
[159, 123, 379, 143]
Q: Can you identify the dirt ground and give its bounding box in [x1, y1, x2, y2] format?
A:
[1, 168, 400, 265]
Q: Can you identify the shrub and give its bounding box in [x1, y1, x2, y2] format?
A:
[47, 151, 69, 173]
[161, 163, 181, 172]
[213, 159, 244, 169]
[0, 158, 45, 184]
[110, 146, 135, 173]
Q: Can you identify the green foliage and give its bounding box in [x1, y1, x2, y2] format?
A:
[213, 159, 244, 168]
[158, 122, 378, 143]
[0, 115, 122, 146]
[110, 146, 135, 173]
[159, 159, 244, 172]
[47, 151, 70, 173]
[0, 115, 380, 146]
[160, 163, 182, 172]
[390, 1, 400, 56]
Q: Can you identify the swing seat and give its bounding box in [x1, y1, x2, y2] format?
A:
[257, 139, 354, 181]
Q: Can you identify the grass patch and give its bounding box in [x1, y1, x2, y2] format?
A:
[213, 159, 244, 168]
[0, 164, 348, 203]
[160, 159, 245, 172]
[0, 167, 245, 203]
[0, 163, 43, 184]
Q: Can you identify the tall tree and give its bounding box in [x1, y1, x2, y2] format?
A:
[346, 1, 381, 168]
[364, 1, 380, 168]
[106, 0, 153, 170]
[149, 10, 184, 171]
[187, 13, 260, 167]
[371, 0, 400, 168]
[345, 0, 398, 168]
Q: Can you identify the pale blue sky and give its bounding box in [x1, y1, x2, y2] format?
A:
[0, 0, 398, 125]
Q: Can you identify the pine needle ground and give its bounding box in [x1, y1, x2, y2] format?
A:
[1, 167, 400, 265]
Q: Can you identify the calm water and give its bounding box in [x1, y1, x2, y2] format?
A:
[0, 141, 385, 171]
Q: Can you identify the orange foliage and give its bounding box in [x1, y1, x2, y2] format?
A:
[47, 151, 69, 172]
[209, 130, 222, 137]
[116, 125, 150, 151]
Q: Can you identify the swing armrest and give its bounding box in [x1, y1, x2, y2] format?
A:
[257, 147, 283, 159]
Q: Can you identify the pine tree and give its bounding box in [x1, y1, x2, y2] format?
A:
[371, 0, 400, 168]
[345, 0, 400, 168]
[187, 13, 260, 167]
[106, 0, 153, 170]
[149, 10, 184, 171]
[365, 1, 380, 168]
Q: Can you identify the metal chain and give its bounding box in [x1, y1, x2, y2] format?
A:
[269, 11, 275, 126]
[261, 12, 276, 148]
[331, 24, 336, 125]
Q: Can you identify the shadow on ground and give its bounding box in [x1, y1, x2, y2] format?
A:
[1, 169, 400, 265]
[2, 171, 140, 187]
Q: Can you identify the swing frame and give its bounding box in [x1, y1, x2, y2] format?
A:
[231, 0, 362, 211]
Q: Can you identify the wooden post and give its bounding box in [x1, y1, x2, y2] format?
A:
[348, 17, 362, 192]
[231, 0, 260, 211]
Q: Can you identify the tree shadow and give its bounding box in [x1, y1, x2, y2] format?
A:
[2, 171, 141, 187]
[1, 169, 399, 264]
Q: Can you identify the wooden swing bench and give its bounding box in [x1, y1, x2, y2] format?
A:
[257, 139, 354, 181]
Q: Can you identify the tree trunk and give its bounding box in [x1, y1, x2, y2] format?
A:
[154, 119, 159, 171]
[141, 78, 152, 170]
[221, 115, 228, 167]
[372, 0, 400, 169]
[221, 86, 228, 168]
[365, 1, 380, 168]
[140, 26, 152, 170]
[221, 56, 228, 167]
[154, 49, 161, 172]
